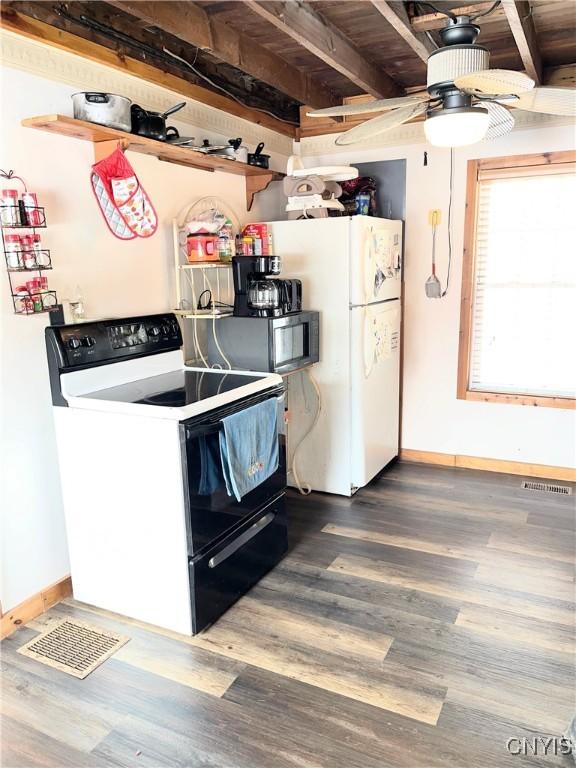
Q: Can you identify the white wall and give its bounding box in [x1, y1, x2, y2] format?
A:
[301, 123, 576, 469]
[0, 61, 287, 612]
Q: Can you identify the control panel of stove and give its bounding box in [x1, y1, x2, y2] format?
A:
[47, 313, 182, 370]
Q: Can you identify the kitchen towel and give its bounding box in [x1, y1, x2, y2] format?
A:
[198, 433, 224, 496]
[219, 398, 279, 501]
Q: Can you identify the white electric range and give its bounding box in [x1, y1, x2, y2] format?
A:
[46, 313, 287, 635]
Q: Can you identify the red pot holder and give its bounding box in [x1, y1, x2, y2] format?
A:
[91, 146, 158, 239]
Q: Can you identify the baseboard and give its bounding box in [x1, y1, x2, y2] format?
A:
[399, 449, 576, 482]
[1, 576, 72, 640]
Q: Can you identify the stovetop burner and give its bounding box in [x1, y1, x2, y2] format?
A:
[84, 369, 264, 408]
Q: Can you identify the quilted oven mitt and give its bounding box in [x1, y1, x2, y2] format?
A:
[91, 146, 158, 239]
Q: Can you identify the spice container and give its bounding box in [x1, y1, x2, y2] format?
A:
[32, 234, 50, 267]
[42, 291, 57, 309]
[4, 234, 22, 268]
[26, 278, 43, 311]
[21, 235, 37, 269]
[14, 284, 34, 314]
[217, 219, 234, 263]
[22, 192, 42, 226]
[1, 189, 20, 226]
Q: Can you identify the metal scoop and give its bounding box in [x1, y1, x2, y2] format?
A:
[425, 271, 442, 298]
[425, 212, 443, 298]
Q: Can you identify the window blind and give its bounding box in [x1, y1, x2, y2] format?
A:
[469, 169, 576, 398]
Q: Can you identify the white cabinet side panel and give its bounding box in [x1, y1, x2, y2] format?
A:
[350, 301, 401, 488]
[267, 219, 352, 495]
[53, 408, 192, 635]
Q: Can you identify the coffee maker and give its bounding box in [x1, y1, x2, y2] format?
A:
[232, 255, 302, 317]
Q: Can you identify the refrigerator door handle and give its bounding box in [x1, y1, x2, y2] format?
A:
[349, 298, 401, 309]
[208, 512, 276, 569]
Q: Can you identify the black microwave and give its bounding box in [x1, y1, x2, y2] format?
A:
[207, 311, 319, 374]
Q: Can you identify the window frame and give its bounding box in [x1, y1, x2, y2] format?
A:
[457, 150, 576, 410]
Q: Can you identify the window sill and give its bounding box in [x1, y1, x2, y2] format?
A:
[458, 390, 576, 410]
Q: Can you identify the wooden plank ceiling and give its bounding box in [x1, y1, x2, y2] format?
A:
[4, 0, 576, 138]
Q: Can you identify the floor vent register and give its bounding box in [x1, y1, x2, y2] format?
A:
[521, 480, 572, 495]
[18, 619, 129, 679]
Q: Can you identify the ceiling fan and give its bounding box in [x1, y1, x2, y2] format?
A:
[307, 1, 576, 148]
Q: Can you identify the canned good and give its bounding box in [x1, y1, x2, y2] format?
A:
[1, 189, 20, 226]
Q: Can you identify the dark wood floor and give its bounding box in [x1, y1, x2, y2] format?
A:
[2, 462, 575, 768]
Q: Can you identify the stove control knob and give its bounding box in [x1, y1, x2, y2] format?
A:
[81, 336, 96, 348]
[148, 326, 161, 337]
[67, 336, 81, 350]
[160, 324, 169, 335]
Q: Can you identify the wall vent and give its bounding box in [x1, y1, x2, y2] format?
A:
[521, 480, 572, 495]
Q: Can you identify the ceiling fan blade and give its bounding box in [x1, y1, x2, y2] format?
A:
[504, 87, 576, 117]
[480, 102, 515, 139]
[455, 69, 535, 96]
[307, 94, 428, 119]
[334, 102, 428, 146]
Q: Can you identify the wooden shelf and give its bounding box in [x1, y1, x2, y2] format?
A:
[22, 115, 284, 211]
[178, 262, 231, 270]
[174, 309, 232, 319]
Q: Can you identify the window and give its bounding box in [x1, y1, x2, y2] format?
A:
[458, 151, 576, 409]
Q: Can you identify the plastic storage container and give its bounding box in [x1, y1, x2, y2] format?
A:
[186, 234, 220, 263]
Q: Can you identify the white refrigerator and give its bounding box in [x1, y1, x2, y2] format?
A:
[266, 216, 402, 496]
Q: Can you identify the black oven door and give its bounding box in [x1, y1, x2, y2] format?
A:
[180, 387, 286, 557]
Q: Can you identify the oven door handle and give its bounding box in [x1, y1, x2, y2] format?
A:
[208, 511, 276, 569]
[184, 394, 285, 439]
[184, 424, 222, 439]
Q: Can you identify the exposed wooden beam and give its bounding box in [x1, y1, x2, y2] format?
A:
[544, 63, 576, 89]
[0, 8, 296, 137]
[501, 0, 543, 84]
[7, 0, 300, 124]
[411, 3, 506, 32]
[105, 0, 338, 108]
[242, 0, 402, 98]
[369, 0, 436, 63]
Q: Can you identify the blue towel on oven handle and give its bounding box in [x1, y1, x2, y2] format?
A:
[219, 397, 279, 501]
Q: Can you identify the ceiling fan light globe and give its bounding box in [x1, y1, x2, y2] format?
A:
[424, 107, 490, 147]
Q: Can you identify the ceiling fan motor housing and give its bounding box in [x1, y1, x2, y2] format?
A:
[427, 45, 490, 97]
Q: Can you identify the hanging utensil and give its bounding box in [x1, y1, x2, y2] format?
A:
[425, 209, 442, 299]
[159, 102, 186, 119]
